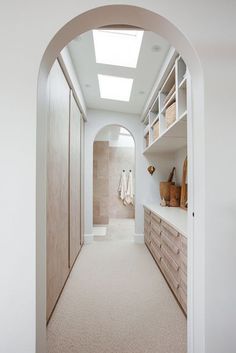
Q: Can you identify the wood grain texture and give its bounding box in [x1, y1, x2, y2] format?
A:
[69, 93, 81, 267]
[93, 142, 109, 224]
[180, 157, 188, 210]
[80, 118, 85, 245]
[47, 60, 70, 320]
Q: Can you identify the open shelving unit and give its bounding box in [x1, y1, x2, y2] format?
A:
[142, 53, 188, 154]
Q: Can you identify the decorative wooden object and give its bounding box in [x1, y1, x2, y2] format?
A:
[160, 167, 176, 206]
[147, 165, 156, 175]
[180, 157, 188, 210]
[170, 185, 181, 207]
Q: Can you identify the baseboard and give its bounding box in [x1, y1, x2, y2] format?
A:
[134, 234, 144, 244]
[84, 234, 94, 244]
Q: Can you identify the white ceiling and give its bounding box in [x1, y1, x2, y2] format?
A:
[67, 30, 170, 115]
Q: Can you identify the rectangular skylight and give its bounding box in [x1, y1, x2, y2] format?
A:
[93, 30, 144, 68]
[98, 74, 133, 102]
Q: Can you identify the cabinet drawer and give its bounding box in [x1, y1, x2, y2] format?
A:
[179, 287, 187, 314]
[181, 235, 187, 256]
[150, 242, 162, 263]
[144, 207, 151, 216]
[151, 213, 161, 225]
[144, 218, 151, 229]
[151, 235, 161, 250]
[181, 252, 187, 275]
[162, 220, 179, 238]
[180, 270, 187, 294]
[151, 222, 161, 238]
[162, 234, 180, 255]
[144, 228, 151, 245]
[161, 246, 180, 272]
[161, 258, 180, 290]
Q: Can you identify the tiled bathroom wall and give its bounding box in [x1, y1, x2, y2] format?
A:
[93, 142, 135, 224]
[93, 141, 109, 224]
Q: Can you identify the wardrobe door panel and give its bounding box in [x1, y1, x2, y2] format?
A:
[69, 93, 81, 267]
[80, 117, 85, 245]
[47, 60, 70, 320]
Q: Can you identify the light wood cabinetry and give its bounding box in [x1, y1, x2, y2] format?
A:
[144, 206, 187, 314]
[47, 60, 70, 320]
[69, 92, 82, 267]
[47, 60, 84, 321]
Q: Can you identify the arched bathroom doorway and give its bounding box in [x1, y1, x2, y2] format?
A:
[37, 5, 205, 353]
[93, 125, 136, 241]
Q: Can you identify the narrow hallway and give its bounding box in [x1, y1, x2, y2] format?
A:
[47, 220, 186, 353]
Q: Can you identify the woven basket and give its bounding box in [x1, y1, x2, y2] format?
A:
[164, 84, 175, 104]
[153, 120, 159, 140]
[165, 102, 176, 128]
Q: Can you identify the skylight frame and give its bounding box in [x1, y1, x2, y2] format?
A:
[93, 29, 144, 68]
[98, 74, 133, 102]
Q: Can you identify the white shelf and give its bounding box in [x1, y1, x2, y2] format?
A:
[150, 115, 159, 128]
[161, 92, 176, 113]
[179, 76, 187, 89]
[143, 114, 187, 154]
[143, 125, 149, 136]
[143, 203, 187, 237]
[179, 110, 187, 120]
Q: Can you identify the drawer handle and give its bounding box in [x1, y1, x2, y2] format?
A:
[151, 215, 161, 224]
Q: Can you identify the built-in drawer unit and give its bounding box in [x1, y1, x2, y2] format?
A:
[143, 206, 187, 315]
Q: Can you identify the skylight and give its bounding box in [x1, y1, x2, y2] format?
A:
[98, 74, 133, 102]
[93, 30, 144, 68]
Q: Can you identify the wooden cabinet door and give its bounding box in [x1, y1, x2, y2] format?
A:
[80, 118, 85, 246]
[69, 93, 81, 267]
[47, 60, 70, 320]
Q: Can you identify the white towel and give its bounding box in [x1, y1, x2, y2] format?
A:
[118, 171, 127, 201]
[125, 171, 134, 205]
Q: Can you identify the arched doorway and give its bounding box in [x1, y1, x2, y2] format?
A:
[37, 5, 204, 353]
[93, 125, 135, 241]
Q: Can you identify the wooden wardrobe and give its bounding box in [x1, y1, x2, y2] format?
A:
[46, 60, 84, 321]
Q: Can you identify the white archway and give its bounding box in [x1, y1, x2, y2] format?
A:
[37, 5, 205, 353]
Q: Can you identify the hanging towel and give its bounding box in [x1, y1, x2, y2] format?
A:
[125, 170, 134, 205]
[118, 171, 127, 202]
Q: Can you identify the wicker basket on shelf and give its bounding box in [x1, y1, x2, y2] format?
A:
[165, 101, 176, 128]
[164, 84, 175, 104]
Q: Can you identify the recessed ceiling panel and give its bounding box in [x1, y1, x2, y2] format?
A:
[93, 30, 144, 68]
[98, 74, 133, 102]
[68, 31, 170, 114]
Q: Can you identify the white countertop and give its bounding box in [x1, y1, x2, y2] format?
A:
[143, 203, 188, 237]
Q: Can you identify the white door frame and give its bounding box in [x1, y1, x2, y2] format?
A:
[37, 5, 205, 353]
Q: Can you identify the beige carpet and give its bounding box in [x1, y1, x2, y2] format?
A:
[47, 219, 187, 353]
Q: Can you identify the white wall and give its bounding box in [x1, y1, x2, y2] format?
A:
[0, 2, 236, 353]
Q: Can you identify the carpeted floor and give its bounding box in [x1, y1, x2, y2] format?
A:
[47, 219, 187, 353]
